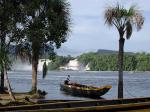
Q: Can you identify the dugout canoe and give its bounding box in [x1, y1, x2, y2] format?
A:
[60, 83, 112, 98]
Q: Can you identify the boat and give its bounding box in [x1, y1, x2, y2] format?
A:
[1, 97, 150, 111]
[60, 83, 112, 98]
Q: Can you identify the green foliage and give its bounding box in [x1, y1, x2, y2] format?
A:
[16, 0, 71, 64]
[0, 0, 25, 70]
[77, 52, 96, 66]
[136, 53, 150, 71]
[48, 55, 74, 70]
[19, 0, 71, 92]
[77, 52, 150, 71]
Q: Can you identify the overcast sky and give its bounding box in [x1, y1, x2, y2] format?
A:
[56, 0, 150, 56]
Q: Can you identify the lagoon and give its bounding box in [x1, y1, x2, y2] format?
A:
[8, 71, 150, 100]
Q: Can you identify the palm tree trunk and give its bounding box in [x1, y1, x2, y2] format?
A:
[3, 62, 16, 101]
[31, 57, 38, 93]
[118, 37, 125, 98]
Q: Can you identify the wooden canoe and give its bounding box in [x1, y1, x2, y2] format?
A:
[1, 97, 150, 111]
[60, 83, 112, 98]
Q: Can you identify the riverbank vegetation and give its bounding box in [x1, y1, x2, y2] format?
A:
[78, 52, 150, 71]
[47, 52, 150, 71]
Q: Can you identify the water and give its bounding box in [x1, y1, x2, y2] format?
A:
[8, 71, 150, 100]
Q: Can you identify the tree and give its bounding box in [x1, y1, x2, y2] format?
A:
[104, 4, 144, 98]
[18, 0, 70, 93]
[0, 0, 26, 100]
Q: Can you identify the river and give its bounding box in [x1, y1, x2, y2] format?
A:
[8, 71, 150, 100]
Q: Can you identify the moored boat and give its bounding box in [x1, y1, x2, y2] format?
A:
[60, 83, 112, 98]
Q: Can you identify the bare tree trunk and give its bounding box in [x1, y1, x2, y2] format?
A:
[0, 37, 5, 92]
[0, 66, 5, 92]
[31, 58, 38, 93]
[118, 37, 125, 99]
[4, 63, 16, 101]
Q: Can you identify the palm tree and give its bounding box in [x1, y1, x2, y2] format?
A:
[104, 4, 144, 98]
[17, 0, 70, 93]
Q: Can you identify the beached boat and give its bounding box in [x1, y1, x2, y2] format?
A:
[60, 83, 112, 98]
[1, 97, 150, 111]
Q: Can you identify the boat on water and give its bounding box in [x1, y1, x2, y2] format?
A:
[60, 83, 112, 98]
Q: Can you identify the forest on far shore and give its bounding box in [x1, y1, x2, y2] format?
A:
[78, 52, 150, 71]
[48, 51, 150, 71]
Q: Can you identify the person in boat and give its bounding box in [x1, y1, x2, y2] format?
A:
[64, 75, 70, 85]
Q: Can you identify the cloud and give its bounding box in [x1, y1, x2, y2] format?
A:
[57, 1, 150, 56]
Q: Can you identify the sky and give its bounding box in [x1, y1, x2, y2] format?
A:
[56, 0, 150, 56]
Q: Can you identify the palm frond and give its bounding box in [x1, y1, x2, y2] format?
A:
[134, 12, 144, 31]
[126, 21, 132, 39]
[104, 6, 114, 26]
[128, 5, 137, 16]
[104, 4, 127, 28]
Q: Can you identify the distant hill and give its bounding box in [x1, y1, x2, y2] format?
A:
[97, 49, 134, 55]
